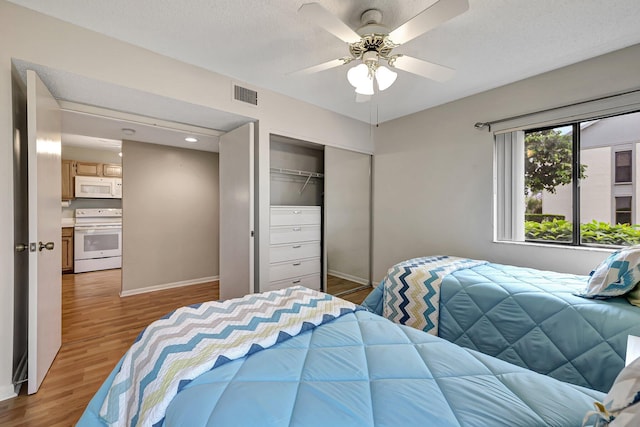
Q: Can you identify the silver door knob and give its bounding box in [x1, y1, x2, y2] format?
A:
[38, 241, 54, 251]
[15, 243, 28, 252]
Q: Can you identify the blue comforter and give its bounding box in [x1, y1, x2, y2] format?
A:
[79, 310, 603, 426]
[362, 261, 640, 392]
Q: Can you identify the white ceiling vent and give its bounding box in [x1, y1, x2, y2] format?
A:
[233, 84, 258, 106]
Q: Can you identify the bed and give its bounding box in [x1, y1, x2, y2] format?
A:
[77, 285, 605, 427]
[361, 255, 640, 393]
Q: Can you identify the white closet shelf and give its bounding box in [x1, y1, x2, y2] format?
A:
[270, 167, 324, 179]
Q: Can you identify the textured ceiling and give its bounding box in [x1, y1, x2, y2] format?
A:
[8, 0, 640, 126]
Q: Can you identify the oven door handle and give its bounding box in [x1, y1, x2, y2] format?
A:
[74, 225, 122, 231]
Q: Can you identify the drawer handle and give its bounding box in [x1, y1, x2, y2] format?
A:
[293, 210, 301, 214]
[292, 280, 301, 284]
[292, 245, 302, 249]
[292, 227, 301, 232]
[292, 262, 301, 266]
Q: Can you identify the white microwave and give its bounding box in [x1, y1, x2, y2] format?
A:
[75, 176, 122, 199]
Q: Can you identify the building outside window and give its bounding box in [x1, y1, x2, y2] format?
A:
[615, 150, 633, 183]
[616, 196, 632, 225]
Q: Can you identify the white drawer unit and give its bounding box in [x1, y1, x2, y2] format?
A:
[270, 206, 321, 226]
[270, 241, 321, 264]
[268, 205, 322, 290]
[270, 257, 321, 282]
[265, 273, 321, 292]
[270, 225, 321, 245]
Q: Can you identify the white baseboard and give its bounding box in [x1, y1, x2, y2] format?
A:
[120, 276, 219, 297]
[0, 384, 17, 402]
[328, 270, 369, 286]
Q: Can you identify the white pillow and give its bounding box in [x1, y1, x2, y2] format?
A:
[577, 246, 640, 298]
[584, 356, 640, 426]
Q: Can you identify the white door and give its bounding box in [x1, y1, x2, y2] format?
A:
[26, 70, 62, 394]
[219, 122, 254, 300]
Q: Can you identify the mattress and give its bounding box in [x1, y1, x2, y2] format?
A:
[362, 259, 640, 392]
[78, 298, 603, 426]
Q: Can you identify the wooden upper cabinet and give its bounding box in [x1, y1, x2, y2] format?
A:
[75, 161, 101, 176]
[61, 159, 75, 200]
[102, 163, 122, 178]
[75, 161, 122, 177]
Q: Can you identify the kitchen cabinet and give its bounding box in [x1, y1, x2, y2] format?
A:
[75, 161, 101, 176]
[74, 161, 122, 178]
[61, 159, 75, 200]
[102, 163, 122, 178]
[62, 227, 74, 273]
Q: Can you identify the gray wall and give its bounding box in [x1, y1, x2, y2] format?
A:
[373, 44, 640, 282]
[121, 140, 219, 293]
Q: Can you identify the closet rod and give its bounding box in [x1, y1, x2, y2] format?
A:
[270, 167, 324, 179]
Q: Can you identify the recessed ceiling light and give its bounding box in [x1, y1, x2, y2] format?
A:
[122, 128, 136, 136]
[185, 137, 198, 143]
[118, 152, 123, 157]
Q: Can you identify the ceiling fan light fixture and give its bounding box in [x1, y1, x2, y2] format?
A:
[355, 77, 374, 95]
[375, 65, 397, 91]
[347, 63, 370, 88]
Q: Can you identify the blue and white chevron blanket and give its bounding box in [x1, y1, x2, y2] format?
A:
[98, 286, 360, 427]
[382, 256, 487, 335]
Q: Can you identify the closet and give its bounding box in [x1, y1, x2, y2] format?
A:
[268, 136, 324, 292]
[265, 135, 372, 296]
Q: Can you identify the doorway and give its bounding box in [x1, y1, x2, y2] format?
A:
[10, 59, 251, 394]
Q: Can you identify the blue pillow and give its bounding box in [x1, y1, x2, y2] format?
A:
[577, 246, 640, 299]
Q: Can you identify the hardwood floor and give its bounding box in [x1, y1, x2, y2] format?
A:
[327, 274, 371, 296]
[0, 270, 219, 427]
[0, 270, 370, 426]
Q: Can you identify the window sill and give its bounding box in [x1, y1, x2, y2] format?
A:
[492, 239, 615, 254]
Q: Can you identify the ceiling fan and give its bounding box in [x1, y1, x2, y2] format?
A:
[296, 0, 469, 101]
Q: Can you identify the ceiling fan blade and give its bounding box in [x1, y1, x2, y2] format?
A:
[299, 3, 361, 44]
[290, 58, 346, 76]
[392, 55, 455, 82]
[389, 0, 469, 45]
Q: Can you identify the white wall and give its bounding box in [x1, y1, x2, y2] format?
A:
[61, 146, 121, 165]
[372, 43, 640, 282]
[0, 1, 372, 401]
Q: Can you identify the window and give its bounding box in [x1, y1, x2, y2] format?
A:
[616, 196, 632, 225]
[615, 150, 632, 183]
[497, 110, 640, 247]
[524, 125, 575, 243]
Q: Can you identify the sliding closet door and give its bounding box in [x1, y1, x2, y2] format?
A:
[325, 147, 371, 295]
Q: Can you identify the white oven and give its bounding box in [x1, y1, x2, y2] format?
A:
[75, 176, 122, 199]
[74, 209, 122, 273]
